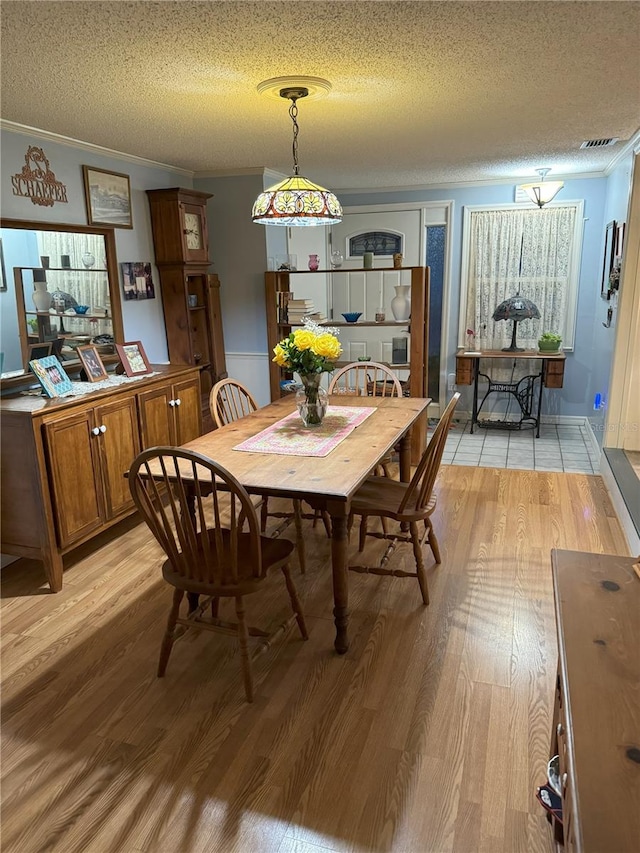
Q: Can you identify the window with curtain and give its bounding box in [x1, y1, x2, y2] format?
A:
[460, 204, 583, 350]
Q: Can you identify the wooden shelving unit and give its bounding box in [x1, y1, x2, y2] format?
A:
[265, 266, 430, 459]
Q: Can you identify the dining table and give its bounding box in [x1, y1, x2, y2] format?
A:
[167, 393, 430, 654]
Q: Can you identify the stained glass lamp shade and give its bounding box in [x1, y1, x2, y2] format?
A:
[252, 83, 342, 227]
[492, 296, 541, 351]
[252, 175, 343, 227]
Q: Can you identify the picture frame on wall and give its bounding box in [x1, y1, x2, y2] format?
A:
[120, 261, 155, 300]
[115, 340, 152, 377]
[600, 220, 616, 299]
[77, 345, 108, 382]
[82, 165, 133, 229]
[28, 355, 74, 398]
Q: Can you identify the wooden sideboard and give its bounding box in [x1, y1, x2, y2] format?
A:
[1, 365, 202, 591]
[549, 549, 640, 852]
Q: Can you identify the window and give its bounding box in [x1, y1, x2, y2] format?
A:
[349, 231, 402, 257]
[459, 203, 584, 350]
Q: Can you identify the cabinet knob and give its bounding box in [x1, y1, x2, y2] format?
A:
[175, 398, 181, 406]
[99, 424, 107, 433]
[557, 723, 563, 737]
[169, 399, 175, 407]
[92, 427, 100, 436]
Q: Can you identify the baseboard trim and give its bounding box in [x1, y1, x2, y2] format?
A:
[600, 450, 640, 554]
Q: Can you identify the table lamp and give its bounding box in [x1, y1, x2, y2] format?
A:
[492, 296, 540, 351]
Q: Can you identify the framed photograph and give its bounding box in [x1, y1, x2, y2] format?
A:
[82, 165, 133, 229]
[0, 237, 7, 291]
[77, 344, 108, 382]
[29, 355, 73, 398]
[600, 220, 616, 298]
[120, 261, 155, 300]
[25, 341, 53, 368]
[116, 340, 151, 377]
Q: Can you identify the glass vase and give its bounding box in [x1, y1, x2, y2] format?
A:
[295, 373, 328, 427]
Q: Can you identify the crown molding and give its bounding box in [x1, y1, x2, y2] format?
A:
[603, 127, 640, 174]
[334, 171, 609, 196]
[195, 167, 270, 178]
[0, 119, 193, 177]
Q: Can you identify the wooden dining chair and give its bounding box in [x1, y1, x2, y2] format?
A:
[209, 377, 314, 571]
[348, 392, 460, 605]
[128, 447, 308, 702]
[329, 361, 403, 478]
[209, 377, 259, 429]
[328, 361, 403, 398]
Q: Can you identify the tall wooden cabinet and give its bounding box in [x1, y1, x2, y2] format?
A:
[146, 188, 227, 417]
[265, 265, 430, 459]
[0, 365, 202, 592]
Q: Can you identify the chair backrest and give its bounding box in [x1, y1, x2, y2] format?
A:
[129, 447, 263, 586]
[329, 361, 403, 398]
[210, 378, 258, 428]
[399, 392, 460, 514]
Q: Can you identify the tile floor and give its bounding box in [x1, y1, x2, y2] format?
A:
[443, 421, 599, 474]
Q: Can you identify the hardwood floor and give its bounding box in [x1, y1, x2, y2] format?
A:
[0, 467, 628, 853]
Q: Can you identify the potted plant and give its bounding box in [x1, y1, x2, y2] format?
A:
[538, 331, 562, 352]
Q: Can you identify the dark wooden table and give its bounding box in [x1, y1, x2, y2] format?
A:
[176, 394, 431, 654]
[550, 549, 640, 852]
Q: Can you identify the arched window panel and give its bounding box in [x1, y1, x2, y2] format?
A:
[348, 231, 403, 257]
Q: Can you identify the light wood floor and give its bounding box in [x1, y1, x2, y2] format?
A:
[0, 467, 628, 853]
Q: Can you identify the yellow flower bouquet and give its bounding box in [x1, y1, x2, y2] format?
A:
[273, 319, 342, 376]
[273, 319, 342, 425]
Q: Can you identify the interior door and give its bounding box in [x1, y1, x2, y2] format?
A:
[330, 209, 423, 269]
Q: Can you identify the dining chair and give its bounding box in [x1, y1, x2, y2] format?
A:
[329, 361, 403, 478]
[348, 392, 460, 605]
[209, 377, 259, 429]
[328, 361, 403, 398]
[128, 447, 308, 702]
[209, 377, 320, 571]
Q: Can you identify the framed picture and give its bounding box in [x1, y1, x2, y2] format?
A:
[29, 355, 73, 398]
[600, 220, 616, 298]
[120, 261, 155, 300]
[77, 344, 108, 382]
[82, 165, 133, 229]
[25, 341, 53, 367]
[116, 340, 151, 377]
[0, 237, 7, 291]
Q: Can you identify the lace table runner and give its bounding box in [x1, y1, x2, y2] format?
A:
[233, 406, 376, 457]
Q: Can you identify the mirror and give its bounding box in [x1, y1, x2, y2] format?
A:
[0, 219, 123, 376]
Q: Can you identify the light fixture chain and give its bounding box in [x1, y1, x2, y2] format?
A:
[289, 98, 300, 176]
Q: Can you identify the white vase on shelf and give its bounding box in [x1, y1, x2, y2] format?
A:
[33, 281, 52, 312]
[390, 284, 410, 321]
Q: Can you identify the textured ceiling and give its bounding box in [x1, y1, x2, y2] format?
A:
[2, 1, 639, 189]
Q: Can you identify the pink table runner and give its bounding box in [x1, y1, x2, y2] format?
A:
[233, 406, 376, 457]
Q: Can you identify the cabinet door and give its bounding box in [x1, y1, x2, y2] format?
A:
[138, 385, 176, 448]
[94, 396, 140, 519]
[172, 377, 202, 445]
[44, 410, 104, 549]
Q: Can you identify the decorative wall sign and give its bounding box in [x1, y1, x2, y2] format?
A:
[11, 146, 68, 207]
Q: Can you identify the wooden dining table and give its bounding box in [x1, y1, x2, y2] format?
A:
[171, 394, 430, 654]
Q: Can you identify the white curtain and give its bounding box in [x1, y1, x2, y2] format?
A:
[466, 206, 577, 351]
[36, 232, 109, 310]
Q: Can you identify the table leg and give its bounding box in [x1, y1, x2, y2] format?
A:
[471, 358, 479, 434]
[329, 503, 350, 654]
[399, 431, 412, 483]
[537, 364, 545, 438]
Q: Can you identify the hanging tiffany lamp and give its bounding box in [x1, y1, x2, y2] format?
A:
[252, 77, 342, 227]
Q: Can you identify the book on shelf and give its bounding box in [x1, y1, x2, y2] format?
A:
[277, 291, 291, 323]
[288, 299, 314, 308]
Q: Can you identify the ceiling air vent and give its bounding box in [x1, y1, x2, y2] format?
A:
[580, 138, 619, 149]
